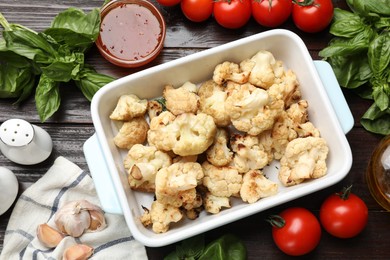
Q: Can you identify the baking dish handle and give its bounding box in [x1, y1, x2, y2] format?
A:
[83, 134, 123, 214]
[314, 60, 354, 134]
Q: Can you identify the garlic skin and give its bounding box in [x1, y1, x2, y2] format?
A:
[36, 223, 65, 248]
[63, 244, 94, 260]
[55, 200, 106, 238]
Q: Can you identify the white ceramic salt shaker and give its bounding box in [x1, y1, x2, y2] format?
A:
[0, 119, 53, 165]
[0, 167, 19, 215]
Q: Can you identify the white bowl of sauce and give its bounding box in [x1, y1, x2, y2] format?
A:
[96, 0, 166, 68]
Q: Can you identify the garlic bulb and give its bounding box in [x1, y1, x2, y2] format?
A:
[36, 223, 65, 248]
[54, 200, 106, 238]
[63, 244, 93, 260]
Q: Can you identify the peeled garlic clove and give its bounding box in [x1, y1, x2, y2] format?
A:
[88, 209, 107, 232]
[63, 244, 93, 260]
[36, 223, 65, 248]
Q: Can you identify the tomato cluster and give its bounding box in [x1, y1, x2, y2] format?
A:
[156, 0, 334, 33]
[269, 186, 368, 256]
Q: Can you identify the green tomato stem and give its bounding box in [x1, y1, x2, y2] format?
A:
[266, 215, 286, 228]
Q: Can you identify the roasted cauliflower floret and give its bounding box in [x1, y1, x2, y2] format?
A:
[163, 82, 199, 115]
[240, 50, 284, 89]
[230, 133, 270, 174]
[279, 137, 329, 186]
[113, 117, 149, 149]
[198, 80, 231, 127]
[271, 111, 299, 160]
[110, 94, 148, 121]
[267, 69, 301, 108]
[124, 144, 172, 192]
[225, 82, 284, 135]
[202, 161, 242, 197]
[203, 192, 231, 214]
[212, 61, 250, 85]
[140, 201, 183, 233]
[147, 99, 164, 120]
[240, 170, 278, 204]
[155, 162, 204, 207]
[148, 112, 217, 156]
[206, 128, 233, 167]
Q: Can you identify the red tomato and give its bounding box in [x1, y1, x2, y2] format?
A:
[269, 207, 321, 256]
[292, 0, 334, 33]
[252, 0, 292, 28]
[181, 0, 214, 22]
[320, 186, 368, 238]
[157, 0, 181, 7]
[213, 0, 252, 29]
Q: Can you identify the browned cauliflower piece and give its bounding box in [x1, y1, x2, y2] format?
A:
[202, 161, 242, 197]
[279, 137, 329, 186]
[212, 61, 250, 85]
[198, 80, 231, 127]
[124, 144, 172, 192]
[172, 155, 198, 163]
[240, 50, 284, 89]
[155, 162, 204, 207]
[206, 128, 233, 167]
[267, 69, 301, 108]
[240, 170, 278, 204]
[140, 201, 183, 233]
[182, 192, 203, 220]
[113, 117, 149, 149]
[225, 81, 284, 135]
[110, 94, 148, 121]
[147, 100, 164, 120]
[203, 192, 231, 214]
[148, 112, 217, 156]
[163, 82, 199, 115]
[230, 133, 270, 174]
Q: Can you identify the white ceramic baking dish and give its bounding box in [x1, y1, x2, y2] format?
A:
[84, 29, 354, 247]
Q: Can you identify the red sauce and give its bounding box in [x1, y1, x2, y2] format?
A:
[100, 3, 162, 61]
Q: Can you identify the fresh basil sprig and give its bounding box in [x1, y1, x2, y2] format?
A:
[0, 7, 115, 122]
[319, 0, 390, 135]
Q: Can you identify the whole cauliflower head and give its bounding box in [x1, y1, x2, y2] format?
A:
[155, 162, 204, 207]
[212, 61, 250, 85]
[113, 117, 149, 149]
[240, 170, 278, 204]
[148, 112, 217, 156]
[206, 128, 233, 167]
[240, 50, 285, 89]
[279, 137, 329, 186]
[202, 161, 242, 198]
[124, 144, 172, 192]
[198, 80, 231, 127]
[225, 82, 283, 135]
[163, 82, 199, 115]
[140, 200, 183, 233]
[203, 192, 231, 214]
[230, 133, 270, 174]
[110, 94, 148, 121]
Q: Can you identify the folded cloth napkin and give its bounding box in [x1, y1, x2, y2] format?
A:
[0, 156, 148, 260]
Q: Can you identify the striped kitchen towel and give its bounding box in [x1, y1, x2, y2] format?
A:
[0, 156, 147, 260]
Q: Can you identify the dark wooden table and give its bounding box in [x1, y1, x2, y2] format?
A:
[1, 0, 389, 259]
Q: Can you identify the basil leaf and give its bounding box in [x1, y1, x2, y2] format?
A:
[372, 82, 389, 111]
[164, 235, 205, 260]
[368, 32, 390, 76]
[361, 103, 390, 135]
[350, 0, 390, 17]
[35, 74, 61, 122]
[74, 66, 115, 101]
[375, 17, 390, 30]
[330, 9, 366, 38]
[199, 234, 247, 260]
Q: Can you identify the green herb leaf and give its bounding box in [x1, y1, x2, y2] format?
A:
[361, 103, 390, 135]
[198, 234, 247, 260]
[164, 235, 205, 260]
[35, 74, 61, 122]
[330, 9, 366, 38]
[368, 32, 390, 76]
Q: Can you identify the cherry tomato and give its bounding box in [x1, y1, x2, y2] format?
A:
[181, 0, 214, 22]
[269, 207, 321, 256]
[320, 186, 368, 238]
[252, 0, 292, 28]
[292, 0, 334, 33]
[156, 0, 181, 7]
[213, 0, 252, 29]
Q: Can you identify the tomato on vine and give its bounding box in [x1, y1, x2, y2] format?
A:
[268, 207, 321, 256]
[213, 0, 252, 29]
[181, 0, 214, 22]
[320, 185, 368, 238]
[292, 0, 334, 33]
[252, 0, 293, 28]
